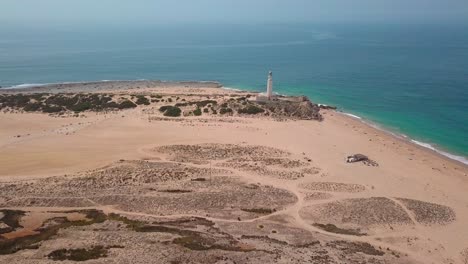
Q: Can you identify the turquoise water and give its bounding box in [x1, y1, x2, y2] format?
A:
[1, 24, 467, 161]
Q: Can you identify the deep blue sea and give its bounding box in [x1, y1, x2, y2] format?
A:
[1, 24, 467, 162]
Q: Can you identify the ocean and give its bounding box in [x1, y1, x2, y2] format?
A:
[1, 23, 467, 162]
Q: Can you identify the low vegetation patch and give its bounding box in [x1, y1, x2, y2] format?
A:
[48, 246, 110, 261]
[241, 208, 276, 214]
[193, 108, 202, 116]
[135, 95, 150, 105]
[313, 223, 367, 236]
[0, 210, 107, 255]
[159, 105, 182, 117]
[238, 105, 265, 115]
[0, 210, 25, 234]
[159, 189, 192, 193]
[219, 107, 233, 115]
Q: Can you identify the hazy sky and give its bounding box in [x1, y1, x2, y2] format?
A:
[2, 0, 468, 27]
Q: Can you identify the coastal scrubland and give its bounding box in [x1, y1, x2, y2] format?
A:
[0, 81, 467, 263]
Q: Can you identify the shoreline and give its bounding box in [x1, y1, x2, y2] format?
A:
[339, 112, 468, 166]
[2, 79, 466, 166]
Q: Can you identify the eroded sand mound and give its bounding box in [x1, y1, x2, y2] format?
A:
[0, 160, 297, 220]
[155, 143, 291, 163]
[396, 198, 456, 225]
[153, 143, 319, 180]
[300, 182, 366, 193]
[300, 197, 414, 235]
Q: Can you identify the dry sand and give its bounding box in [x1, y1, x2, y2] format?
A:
[0, 82, 467, 263]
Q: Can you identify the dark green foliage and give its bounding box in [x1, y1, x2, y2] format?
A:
[159, 105, 172, 112]
[219, 108, 233, 115]
[313, 224, 366, 236]
[117, 100, 137, 109]
[159, 189, 192, 193]
[69, 102, 91, 112]
[23, 103, 42, 112]
[195, 100, 217, 108]
[0, 210, 107, 255]
[48, 246, 108, 261]
[241, 208, 275, 214]
[238, 105, 265, 115]
[191, 178, 206, 181]
[160, 106, 181, 117]
[0, 210, 25, 234]
[193, 108, 202, 116]
[135, 95, 150, 105]
[42, 105, 64, 113]
[45, 95, 79, 107]
[0, 93, 139, 113]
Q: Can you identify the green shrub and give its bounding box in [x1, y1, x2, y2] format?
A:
[162, 106, 182, 117]
[203, 108, 209, 113]
[24, 103, 42, 112]
[238, 105, 265, 115]
[42, 105, 64, 113]
[159, 105, 172, 112]
[167, 98, 173, 103]
[195, 100, 217, 108]
[219, 108, 233, 115]
[118, 100, 137, 109]
[70, 102, 91, 112]
[135, 95, 150, 105]
[48, 246, 108, 261]
[193, 108, 202, 116]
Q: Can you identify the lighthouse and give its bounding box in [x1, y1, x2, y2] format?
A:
[266, 71, 273, 99]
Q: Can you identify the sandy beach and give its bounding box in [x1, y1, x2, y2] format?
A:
[0, 81, 467, 263]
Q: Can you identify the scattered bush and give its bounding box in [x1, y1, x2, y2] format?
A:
[42, 105, 64, 113]
[238, 105, 265, 115]
[219, 108, 233, 115]
[195, 100, 217, 108]
[135, 95, 150, 105]
[118, 100, 137, 109]
[203, 108, 209, 113]
[193, 108, 202, 116]
[70, 102, 91, 112]
[48, 246, 108, 261]
[241, 208, 275, 214]
[23, 103, 42, 112]
[161, 106, 182, 117]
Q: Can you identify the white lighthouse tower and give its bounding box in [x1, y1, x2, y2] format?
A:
[266, 71, 273, 100]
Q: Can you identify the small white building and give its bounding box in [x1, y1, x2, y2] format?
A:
[256, 71, 277, 101]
